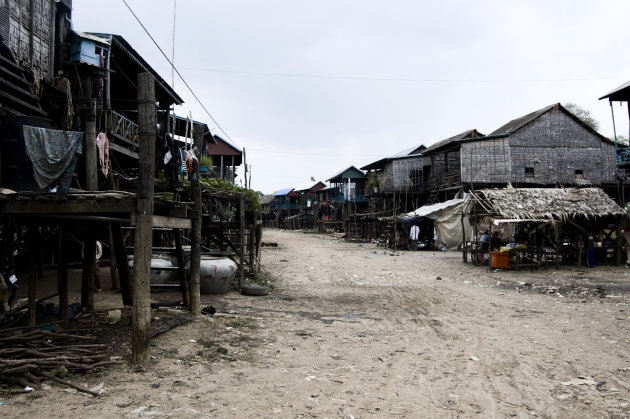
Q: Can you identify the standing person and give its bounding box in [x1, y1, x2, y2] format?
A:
[490, 231, 502, 251]
[479, 230, 490, 263]
[409, 224, 420, 251]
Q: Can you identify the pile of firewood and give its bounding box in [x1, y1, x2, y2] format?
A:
[0, 327, 120, 395]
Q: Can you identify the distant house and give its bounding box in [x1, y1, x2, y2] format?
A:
[269, 188, 301, 210]
[420, 104, 617, 203]
[600, 80, 630, 173]
[204, 134, 243, 184]
[458, 104, 616, 188]
[361, 144, 428, 193]
[294, 181, 326, 206]
[325, 166, 368, 202]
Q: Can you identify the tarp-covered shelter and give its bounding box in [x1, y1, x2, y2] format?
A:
[403, 197, 473, 250]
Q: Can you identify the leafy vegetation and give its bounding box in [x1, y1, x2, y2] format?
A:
[200, 155, 213, 168]
[200, 177, 260, 211]
[564, 102, 600, 132]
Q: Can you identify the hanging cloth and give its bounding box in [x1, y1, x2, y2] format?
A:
[23, 126, 83, 195]
[96, 132, 110, 177]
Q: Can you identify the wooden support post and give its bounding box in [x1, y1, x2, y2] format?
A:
[239, 196, 245, 289]
[27, 227, 38, 327]
[85, 121, 98, 191]
[255, 223, 262, 273]
[243, 147, 247, 189]
[616, 221, 623, 265]
[58, 227, 69, 327]
[112, 222, 132, 305]
[107, 223, 120, 290]
[188, 126, 203, 315]
[231, 156, 235, 184]
[220, 155, 224, 181]
[248, 224, 255, 274]
[132, 72, 156, 365]
[173, 229, 189, 308]
[81, 229, 96, 310]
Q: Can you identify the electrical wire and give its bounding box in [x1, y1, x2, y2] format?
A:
[181, 67, 625, 84]
[120, 0, 239, 148]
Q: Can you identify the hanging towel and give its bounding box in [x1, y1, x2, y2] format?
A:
[96, 132, 110, 176]
[23, 126, 83, 195]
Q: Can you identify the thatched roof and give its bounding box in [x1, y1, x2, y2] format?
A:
[467, 187, 626, 220]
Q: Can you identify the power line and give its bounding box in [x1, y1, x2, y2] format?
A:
[120, 0, 239, 148]
[181, 67, 625, 84]
[246, 147, 382, 158]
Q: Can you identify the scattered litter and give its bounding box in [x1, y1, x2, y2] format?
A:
[0, 401, 6, 406]
[151, 383, 160, 389]
[90, 382, 105, 395]
[311, 393, 319, 398]
[24, 386, 34, 392]
[435, 276, 442, 281]
[106, 310, 121, 325]
[189, 339, 197, 343]
[469, 355, 479, 362]
[130, 406, 149, 415]
[596, 381, 606, 390]
[561, 376, 598, 386]
[465, 338, 472, 342]
[304, 376, 316, 381]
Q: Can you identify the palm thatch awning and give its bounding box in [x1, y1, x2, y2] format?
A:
[465, 187, 626, 221]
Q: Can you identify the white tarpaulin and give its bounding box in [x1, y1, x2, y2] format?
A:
[406, 198, 464, 220]
[405, 198, 473, 250]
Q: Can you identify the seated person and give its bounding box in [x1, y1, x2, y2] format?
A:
[478, 230, 490, 263]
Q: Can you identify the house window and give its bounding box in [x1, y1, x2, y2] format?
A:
[575, 169, 584, 179]
[525, 167, 535, 177]
[95, 46, 102, 55]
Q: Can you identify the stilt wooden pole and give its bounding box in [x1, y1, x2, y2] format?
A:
[58, 227, 69, 327]
[173, 229, 189, 308]
[188, 126, 203, 315]
[108, 223, 120, 290]
[27, 227, 38, 327]
[132, 72, 156, 365]
[239, 196, 245, 289]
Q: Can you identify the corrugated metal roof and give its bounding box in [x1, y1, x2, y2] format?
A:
[600, 80, 630, 101]
[294, 181, 325, 192]
[272, 188, 295, 196]
[326, 166, 366, 183]
[74, 31, 110, 45]
[422, 129, 485, 154]
[361, 144, 426, 171]
[259, 195, 275, 204]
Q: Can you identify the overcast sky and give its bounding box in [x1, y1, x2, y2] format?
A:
[72, 0, 630, 194]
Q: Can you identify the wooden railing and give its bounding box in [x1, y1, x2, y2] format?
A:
[102, 111, 139, 148]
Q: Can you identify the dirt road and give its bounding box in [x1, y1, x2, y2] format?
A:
[4, 229, 630, 418]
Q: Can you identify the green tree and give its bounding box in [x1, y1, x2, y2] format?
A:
[564, 102, 600, 132]
[616, 134, 629, 145]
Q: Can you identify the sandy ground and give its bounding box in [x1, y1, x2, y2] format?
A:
[3, 229, 630, 418]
